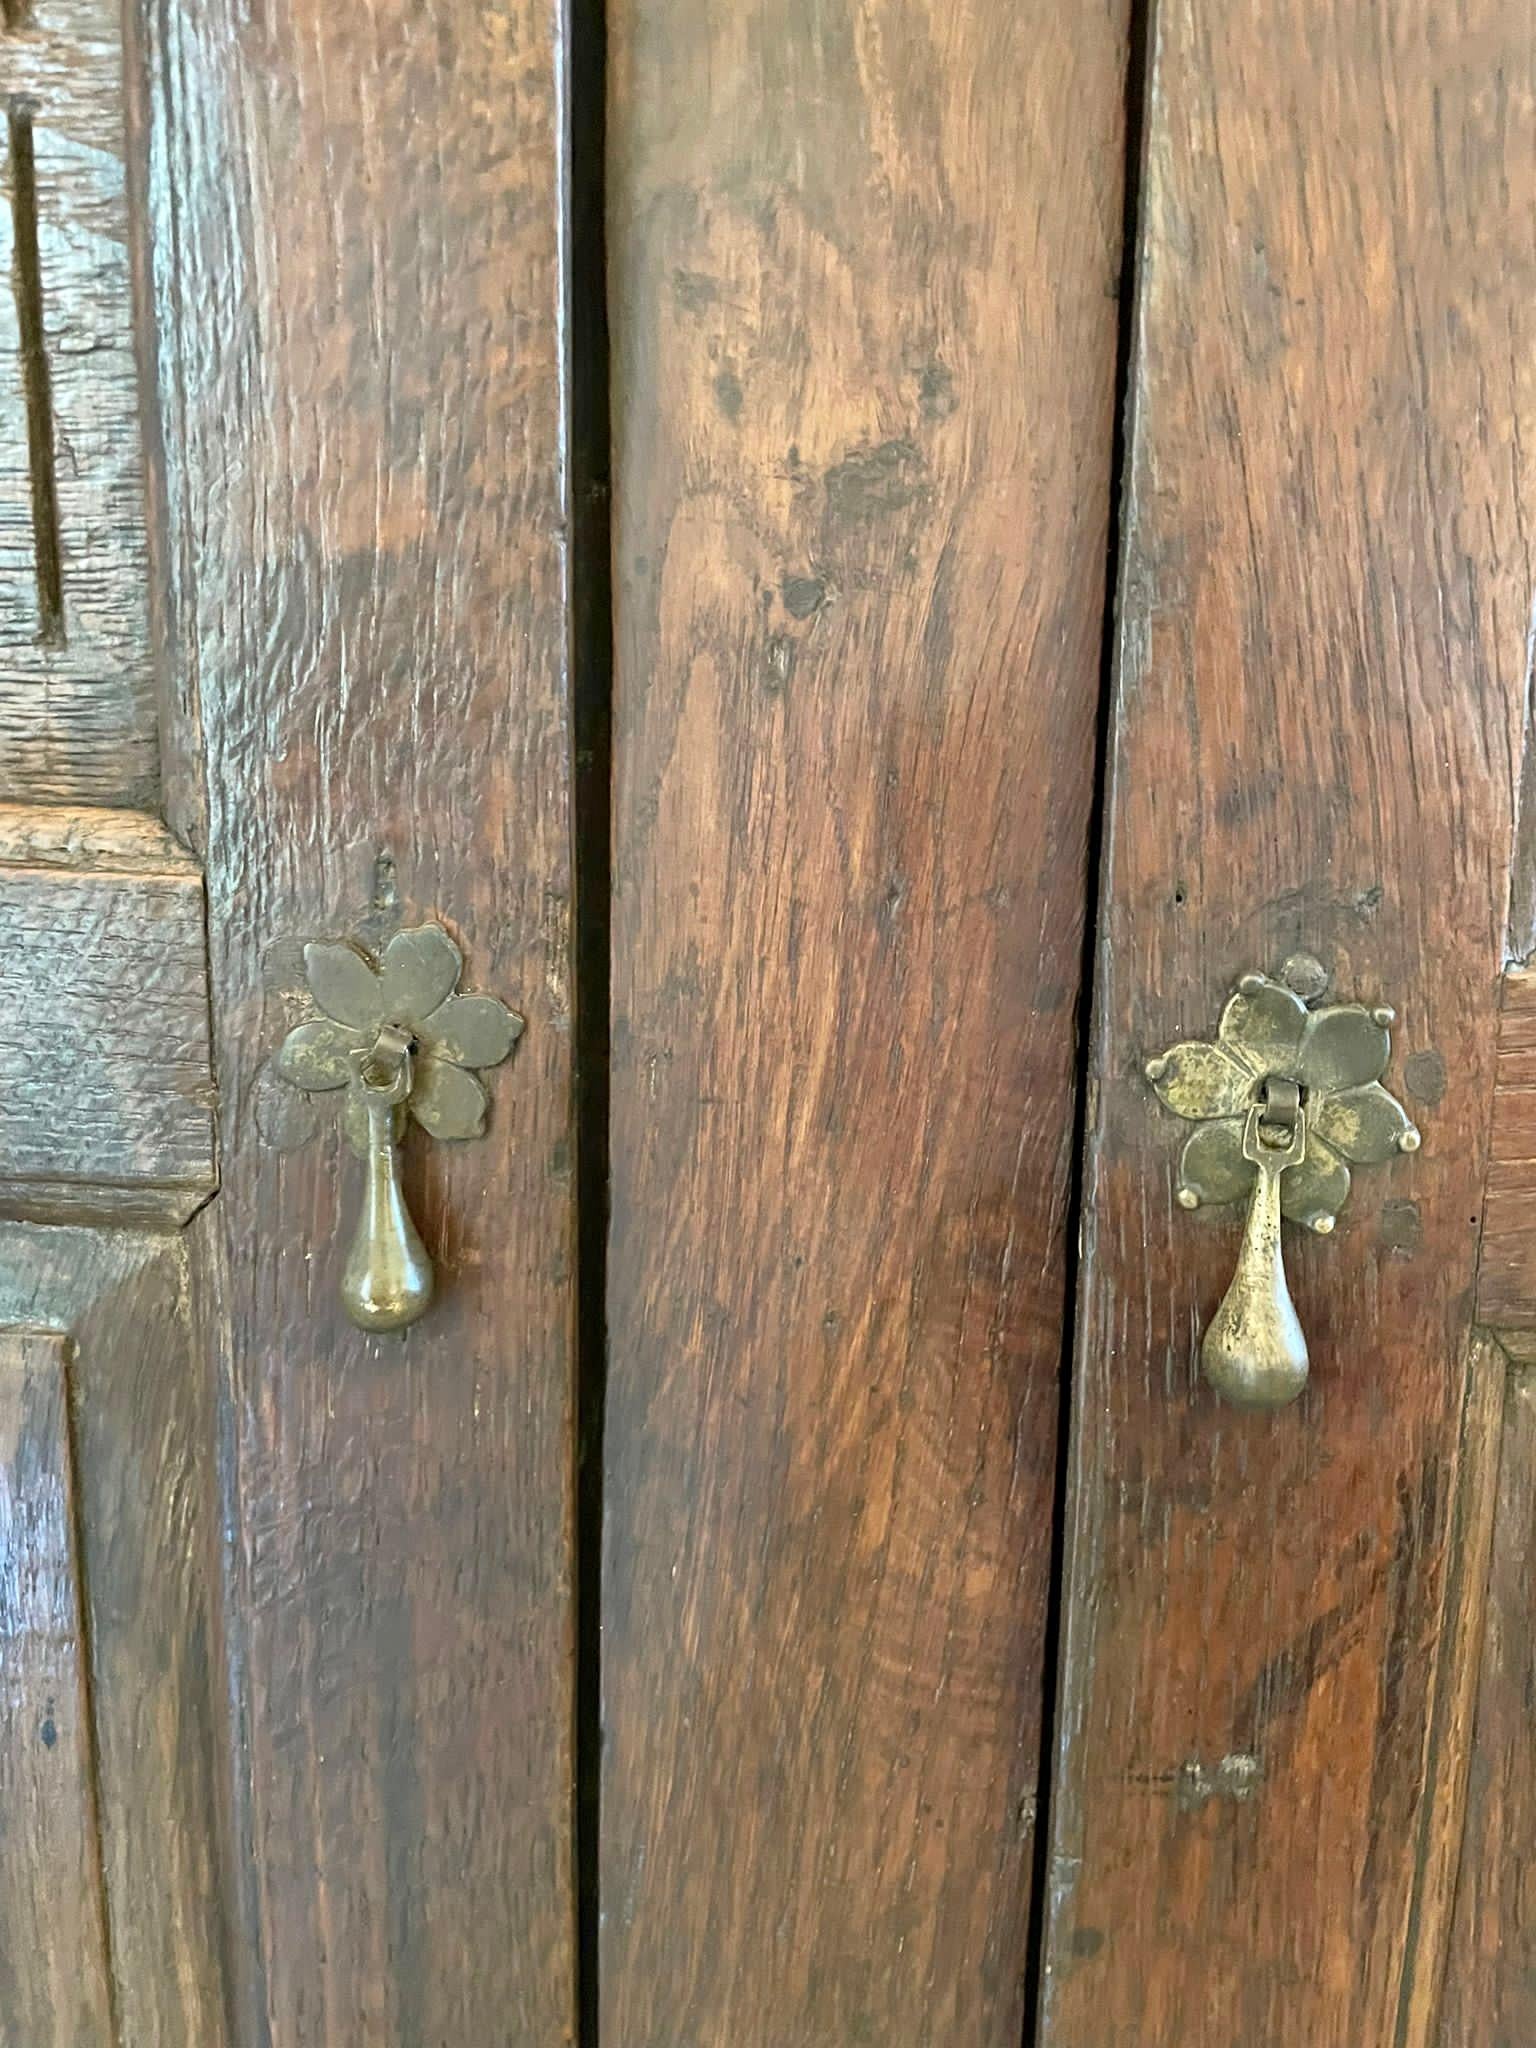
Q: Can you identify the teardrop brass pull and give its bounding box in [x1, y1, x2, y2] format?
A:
[341, 1026, 435, 1330]
[1145, 960, 1422, 1408]
[275, 921, 524, 1331]
[1200, 1086, 1309, 1408]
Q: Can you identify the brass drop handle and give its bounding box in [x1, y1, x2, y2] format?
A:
[1200, 1082, 1309, 1407]
[275, 921, 523, 1331]
[1146, 960, 1422, 1409]
[342, 1025, 435, 1330]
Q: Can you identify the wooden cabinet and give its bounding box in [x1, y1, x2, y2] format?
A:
[1, 1, 1533, 2042]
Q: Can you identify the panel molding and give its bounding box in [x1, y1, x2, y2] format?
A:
[0, 0, 159, 807]
[0, 802, 214, 1224]
[0, 1228, 232, 2045]
[0, 1324, 117, 2048]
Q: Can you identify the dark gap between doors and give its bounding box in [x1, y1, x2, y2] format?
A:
[566, 0, 612, 2035]
[1021, 3, 1156, 2040]
[7, 99, 66, 646]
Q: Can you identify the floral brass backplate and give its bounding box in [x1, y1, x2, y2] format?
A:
[1145, 967, 1420, 1235]
[1145, 959, 1422, 1408]
[277, 921, 523, 1329]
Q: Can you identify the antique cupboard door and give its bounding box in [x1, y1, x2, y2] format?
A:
[4, 0, 581, 2041]
[136, 0, 582, 2041]
[1039, 4, 1536, 2045]
[602, 2, 1129, 2041]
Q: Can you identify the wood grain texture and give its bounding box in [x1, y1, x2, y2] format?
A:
[1474, 969, 1536, 1349]
[1437, 1358, 1536, 2047]
[602, 3, 1127, 2040]
[0, 1325, 116, 2048]
[0, 803, 214, 1222]
[0, 0, 158, 807]
[0, 1225, 232, 2047]
[137, 1, 579, 2040]
[1397, 1330, 1505, 2048]
[1041, 5, 1536, 2042]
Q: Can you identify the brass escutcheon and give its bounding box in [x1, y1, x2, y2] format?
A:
[1145, 962, 1421, 1408]
[276, 921, 523, 1331]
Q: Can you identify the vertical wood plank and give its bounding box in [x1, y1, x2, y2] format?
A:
[1041, 4, 1536, 2041]
[138, 2, 579, 2041]
[0, 1326, 116, 2047]
[0, 0, 158, 806]
[0, 1227, 233, 2048]
[603, 2, 1128, 2040]
[1438, 1361, 1536, 2048]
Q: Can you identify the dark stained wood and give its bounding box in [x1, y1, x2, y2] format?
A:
[0, 1326, 116, 2048]
[1438, 1356, 1536, 2048]
[1041, 3, 1536, 2041]
[0, 1225, 232, 2047]
[1398, 1330, 1505, 2048]
[136, 0, 579, 2039]
[0, 0, 158, 808]
[1474, 969, 1536, 1351]
[602, 2, 1128, 2039]
[0, 804, 214, 1223]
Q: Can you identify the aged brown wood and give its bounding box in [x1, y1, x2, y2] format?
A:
[1473, 969, 1536, 1352]
[0, 803, 214, 1223]
[1437, 1357, 1536, 2047]
[1435, 972, 1536, 2041]
[1398, 1329, 1505, 2048]
[1041, 3, 1536, 2042]
[136, 0, 580, 2039]
[0, 1226, 232, 2047]
[0, 0, 158, 808]
[602, 2, 1128, 2039]
[0, 1325, 116, 2048]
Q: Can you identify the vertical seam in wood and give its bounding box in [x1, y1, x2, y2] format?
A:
[564, 0, 612, 2032]
[1023, 3, 1156, 2041]
[62, 1335, 126, 2048]
[6, 97, 66, 647]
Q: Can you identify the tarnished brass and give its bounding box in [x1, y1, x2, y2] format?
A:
[1201, 1086, 1310, 1408]
[276, 922, 523, 1331]
[1146, 966, 1420, 1407]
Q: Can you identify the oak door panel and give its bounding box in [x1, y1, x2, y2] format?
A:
[0, 1230, 231, 2048]
[0, 0, 158, 806]
[1041, 4, 1536, 2042]
[136, 0, 581, 2039]
[0, 1329, 116, 2048]
[1438, 967, 1536, 2042]
[0, 805, 214, 1224]
[1437, 1360, 1536, 2047]
[603, 2, 1129, 2040]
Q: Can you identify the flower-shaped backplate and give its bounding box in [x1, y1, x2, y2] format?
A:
[1145, 971, 1420, 1231]
[278, 922, 523, 1153]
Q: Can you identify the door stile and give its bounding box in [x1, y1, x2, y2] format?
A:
[134, 1, 585, 2040]
[1038, 3, 1536, 2041]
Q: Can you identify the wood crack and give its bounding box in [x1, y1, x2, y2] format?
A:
[6, 99, 65, 647]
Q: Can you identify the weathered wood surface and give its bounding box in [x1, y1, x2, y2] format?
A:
[1041, 4, 1536, 2042]
[1398, 1330, 1505, 2048]
[0, 0, 158, 807]
[0, 1325, 116, 2048]
[0, 803, 214, 1222]
[0, 1226, 232, 2047]
[603, 2, 1128, 2039]
[1438, 1359, 1536, 2048]
[138, 0, 579, 2038]
[1474, 970, 1536, 1353]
